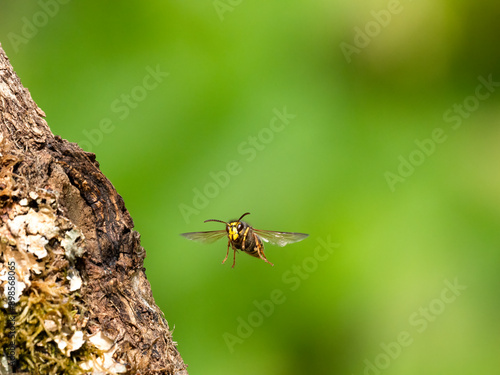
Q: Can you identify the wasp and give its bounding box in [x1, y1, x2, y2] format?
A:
[181, 212, 308, 268]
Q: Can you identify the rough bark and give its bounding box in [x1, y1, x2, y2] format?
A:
[0, 44, 187, 374]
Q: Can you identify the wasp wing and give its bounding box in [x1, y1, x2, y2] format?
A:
[180, 230, 227, 244]
[253, 229, 309, 247]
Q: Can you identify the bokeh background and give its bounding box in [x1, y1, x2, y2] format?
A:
[1, 1, 499, 374]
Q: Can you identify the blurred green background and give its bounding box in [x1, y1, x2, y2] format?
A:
[1, 1, 500, 374]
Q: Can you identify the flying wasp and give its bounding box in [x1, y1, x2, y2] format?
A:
[180, 212, 308, 268]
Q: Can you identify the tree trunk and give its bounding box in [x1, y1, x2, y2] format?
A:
[0, 44, 188, 374]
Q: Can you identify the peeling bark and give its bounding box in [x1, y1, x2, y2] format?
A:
[0, 44, 187, 374]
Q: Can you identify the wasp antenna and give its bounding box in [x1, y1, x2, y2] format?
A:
[204, 219, 227, 224]
[237, 212, 251, 222]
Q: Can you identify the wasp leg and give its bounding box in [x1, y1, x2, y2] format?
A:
[222, 239, 231, 264]
[241, 227, 250, 250]
[254, 233, 274, 266]
[232, 248, 237, 268]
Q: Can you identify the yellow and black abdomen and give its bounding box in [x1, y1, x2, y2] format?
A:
[241, 231, 263, 259]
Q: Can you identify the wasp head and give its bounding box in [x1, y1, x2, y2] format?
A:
[204, 212, 251, 242]
[227, 220, 246, 241]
